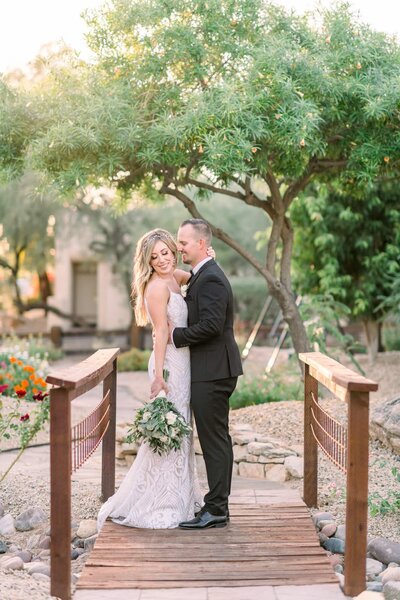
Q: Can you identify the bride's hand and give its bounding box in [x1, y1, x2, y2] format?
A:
[206, 246, 216, 259]
[150, 375, 168, 399]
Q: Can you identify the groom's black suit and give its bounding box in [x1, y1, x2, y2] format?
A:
[173, 259, 243, 516]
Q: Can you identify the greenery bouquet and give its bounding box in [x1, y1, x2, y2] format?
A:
[125, 370, 191, 455]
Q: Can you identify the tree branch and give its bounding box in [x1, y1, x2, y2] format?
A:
[164, 185, 278, 288]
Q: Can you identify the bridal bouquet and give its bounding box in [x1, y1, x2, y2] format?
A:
[125, 370, 192, 455]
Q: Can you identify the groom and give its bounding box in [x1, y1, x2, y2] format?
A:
[171, 219, 243, 529]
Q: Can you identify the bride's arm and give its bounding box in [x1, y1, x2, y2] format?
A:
[174, 269, 191, 285]
[145, 283, 169, 398]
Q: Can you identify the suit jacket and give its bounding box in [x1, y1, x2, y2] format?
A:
[173, 259, 243, 382]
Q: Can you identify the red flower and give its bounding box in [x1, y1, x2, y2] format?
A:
[33, 391, 49, 402]
[20, 413, 30, 422]
[0, 384, 9, 394]
[16, 389, 27, 398]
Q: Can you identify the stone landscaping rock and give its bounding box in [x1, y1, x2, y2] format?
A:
[312, 511, 335, 526]
[367, 581, 383, 592]
[0, 540, 7, 553]
[32, 572, 50, 581]
[354, 592, 384, 600]
[0, 502, 4, 518]
[84, 534, 98, 552]
[321, 523, 337, 537]
[317, 519, 336, 530]
[232, 432, 258, 445]
[26, 533, 47, 551]
[233, 445, 248, 461]
[369, 538, 400, 565]
[366, 558, 385, 579]
[384, 580, 400, 600]
[15, 550, 32, 563]
[0, 514, 16, 536]
[8, 544, 19, 553]
[77, 519, 98, 539]
[371, 395, 400, 454]
[318, 532, 329, 545]
[382, 567, 400, 585]
[36, 535, 51, 549]
[247, 441, 295, 458]
[264, 464, 288, 483]
[25, 562, 51, 576]
[335, 524, 346, 541]
[15, 507, 47, 532]
[0, 555, 24, 570]
[284, 455, 304, 478]
[238, 462, 265, 479]
[125, 454, 135, 467]
[323, 537, 345, 554]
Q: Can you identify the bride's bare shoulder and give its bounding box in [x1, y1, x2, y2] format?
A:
[145, 279, 169, 304]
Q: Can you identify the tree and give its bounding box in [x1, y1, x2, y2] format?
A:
[0, 173, 59, 313]
[2, 1, 400, 357]
[291, 184, 400, 361]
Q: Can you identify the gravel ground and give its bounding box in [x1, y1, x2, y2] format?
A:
[1, 350, 399, 599]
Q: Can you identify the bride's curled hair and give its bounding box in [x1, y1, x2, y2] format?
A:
[132, 228, 178, 326]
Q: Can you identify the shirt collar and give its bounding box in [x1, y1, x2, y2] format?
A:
[191, 256, 212, 275]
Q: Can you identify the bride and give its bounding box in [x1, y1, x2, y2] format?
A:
[97, 228, 202, 530]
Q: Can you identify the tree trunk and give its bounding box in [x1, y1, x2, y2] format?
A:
[362, 320, 379, 364]
[38, 271, 52, 306]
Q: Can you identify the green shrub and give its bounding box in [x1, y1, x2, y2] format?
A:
[117, 348, 151, 372]
[230, 369, 303, 409]
[383, 324, 400, 351]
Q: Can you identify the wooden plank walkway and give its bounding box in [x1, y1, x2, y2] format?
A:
[75, 488, 343, 599]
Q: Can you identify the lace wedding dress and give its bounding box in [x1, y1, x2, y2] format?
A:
[97, 291, 202, 530]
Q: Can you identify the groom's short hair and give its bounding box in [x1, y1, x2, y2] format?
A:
[181, 219, 212, 245]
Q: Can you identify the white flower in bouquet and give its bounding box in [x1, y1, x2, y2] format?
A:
[125, 369, 192, 455]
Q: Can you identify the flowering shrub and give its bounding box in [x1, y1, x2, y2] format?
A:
[0, 341, 50, 482]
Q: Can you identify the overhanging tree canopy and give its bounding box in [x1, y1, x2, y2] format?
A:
[2, 0, 400, 355]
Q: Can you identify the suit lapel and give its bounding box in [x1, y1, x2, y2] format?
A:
[186, 259, 215, 295]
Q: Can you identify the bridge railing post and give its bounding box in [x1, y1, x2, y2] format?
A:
[303, 364, 318, 508]
[102, 358, 117, 501]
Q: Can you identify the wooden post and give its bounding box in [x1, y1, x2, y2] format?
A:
[101, 358, 117, 501]
[303, 364, 318, 508]
[50, 387, 72, 600]
[344, 391, 369, 597]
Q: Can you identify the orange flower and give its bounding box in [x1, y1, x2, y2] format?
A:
[20, 380, 29, 388]
[37, 378, 47, 388]
[17, 360, 23, 366]
[9, 357, 17, 363]
[23, 365, 35, 373]
[33, 387, 38, 394]
[14, 384, 24, 393]
[29, 374, 35, 380]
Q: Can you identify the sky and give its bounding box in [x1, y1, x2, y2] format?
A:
[0, 0, 400, 73]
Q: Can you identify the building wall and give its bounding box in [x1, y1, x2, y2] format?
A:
[47, 210, 131, 332]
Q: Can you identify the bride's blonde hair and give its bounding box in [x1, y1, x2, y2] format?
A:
[132, 228, 178, 326]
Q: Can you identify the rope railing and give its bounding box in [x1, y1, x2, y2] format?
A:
[46, 348, 119, 600]
[299, 351, 378, 597]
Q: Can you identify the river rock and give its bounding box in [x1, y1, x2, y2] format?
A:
[77, 519, 98, 539]
[369, 538, 400, 565]
[367, 581, 383, 592]
[15, 507, 47, 532]
[32, 572, 50, 581]
[323, 538, 345, 554]
[0, 555, 24, 570]
[353, 592, 384, 599]
[0, 540, 7, 553]
[371, 395, 400, 453]
[0, 514, 15, 536]
[284, 456, 304, 478]
[15, 550, 32, 563]
[312, 512, 335, 526]
[382, 567, 400, 585]
[26, 562, 51, 576]
[367, 558, 385, 579]
[84, 534, 98, 552]
[0, 502, 4, 518]
[321, 523, 337, 537]
[384, 580, 400, 600]
[335, 524, 346, 541]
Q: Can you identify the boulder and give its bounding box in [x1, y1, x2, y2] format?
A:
[369, 538, 400, 565]
[284, 456, 304, 479]
[25, 562, 51, 576]
[15, 507, 47, 532]
[77, 519, 98, 539]
[371, 395, 400, 453]
[366, 558, 385, 579]
[238, 462, 265, 479]
[0, 555, 24, 570]
[384, 580, 400, 600]
[232, 432, 257, 445]
[233, 444, 248, 462]
[247, 442, 296, 459]
[264, 464, 288, 483]
[382, 567, 400, 585]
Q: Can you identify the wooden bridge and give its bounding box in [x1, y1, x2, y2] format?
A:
[46, 350, 378, 600]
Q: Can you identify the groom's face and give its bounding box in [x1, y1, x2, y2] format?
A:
[177, 224, 203, 266]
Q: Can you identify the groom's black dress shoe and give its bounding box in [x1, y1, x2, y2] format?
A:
[179, 511, 228, 529]
[195, 506, 230, 521]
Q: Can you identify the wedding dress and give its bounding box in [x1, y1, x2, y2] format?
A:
[97, 291, 202, 530]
